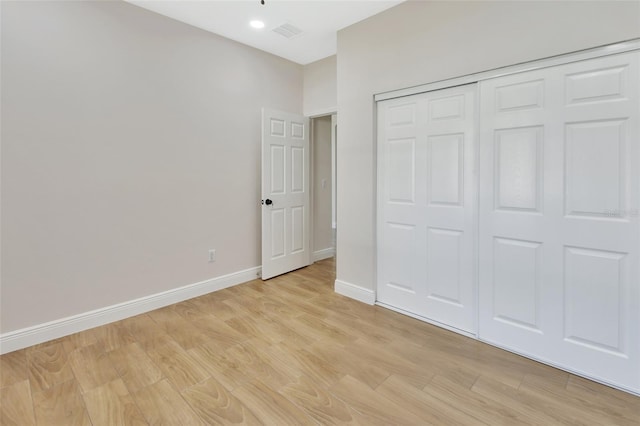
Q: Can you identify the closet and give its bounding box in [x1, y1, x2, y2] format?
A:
[376, 48, 639, 393]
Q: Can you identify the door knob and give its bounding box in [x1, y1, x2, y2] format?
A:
[265, 199, 273, 205]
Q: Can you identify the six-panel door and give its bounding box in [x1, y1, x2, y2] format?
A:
[478, 52, 639, 391]
[262, 109, 311, 280]
[377, 84, 478, 334]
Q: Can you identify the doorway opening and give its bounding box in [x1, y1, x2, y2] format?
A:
[310, 114, 337, 273]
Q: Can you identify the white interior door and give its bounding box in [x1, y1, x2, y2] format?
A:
[262, 109, 311, 280]
[377, 84, 477, 334]
[478, 51, 640, 391]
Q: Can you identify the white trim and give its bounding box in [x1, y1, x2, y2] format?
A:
[375, 39, 640, 101]
[313, 247, 335, 262]
[306, 107, 337, 119]
[334, 279, 375, 305]
[0, 266, 261, 354]
[309, 117, 316, 261]
[331, 113, 337, 230]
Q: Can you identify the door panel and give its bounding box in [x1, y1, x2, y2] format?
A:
[270, 145, 285, 194]
[387, 138, 416, 204]
[377, 84, 477, 334]
[492, 237, 542, 333]
[426, 227, 463, 305]
[270, 209, 286, 258]
[565, 119, 625, 217]
[563, 246, 626, 354]
[262, 109, 310, 279]
[428, 133, 463, 205]
[291, 146, 305, 193]
[479, 51, 639, 391]
[291, 206, 305, 253]
[494, 126, 543, 212]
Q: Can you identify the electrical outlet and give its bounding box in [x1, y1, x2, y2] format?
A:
[208, 249, 216, 263]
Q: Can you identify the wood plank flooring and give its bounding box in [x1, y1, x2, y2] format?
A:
[1, 257, 638, 425]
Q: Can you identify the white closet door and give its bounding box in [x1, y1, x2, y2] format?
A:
[479, 52, 639, 391]
[377, 84, 477, 333]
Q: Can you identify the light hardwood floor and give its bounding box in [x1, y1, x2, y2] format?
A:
[1, 257, 639, 425]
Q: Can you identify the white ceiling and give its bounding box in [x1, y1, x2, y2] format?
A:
[125, 0, 404, 65]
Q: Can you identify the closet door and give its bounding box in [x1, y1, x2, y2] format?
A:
[377, 84, 477, 333]
[479, 52, 640, 391]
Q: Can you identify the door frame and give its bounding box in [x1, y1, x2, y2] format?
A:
[308, 111, 337, 264]
[260, 109, 337, 279]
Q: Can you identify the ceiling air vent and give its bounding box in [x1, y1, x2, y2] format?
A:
[272, 23, 303, 39]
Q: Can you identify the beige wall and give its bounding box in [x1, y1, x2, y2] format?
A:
[336, 0, 640, 291]
[312, 116, 333, 252]
[303, 55, 337, 117]
[1, 1, 302, 332]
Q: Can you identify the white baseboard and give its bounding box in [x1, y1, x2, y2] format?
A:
[334, 279, 375, 305]
[0, 266, 261, 354]
[313, 247, 335, 262]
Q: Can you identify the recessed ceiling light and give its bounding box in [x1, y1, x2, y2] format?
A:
[250, 20, 265, 29]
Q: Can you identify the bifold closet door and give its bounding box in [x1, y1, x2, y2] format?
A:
[478, 51, 640, 392]
[377, 84, 477, 334]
